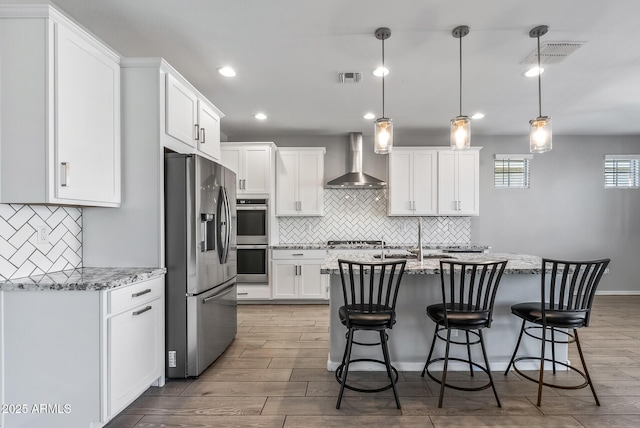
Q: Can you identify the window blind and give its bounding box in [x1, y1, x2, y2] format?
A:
[604, 156, 640, 188]
[494, 157, 530, 188]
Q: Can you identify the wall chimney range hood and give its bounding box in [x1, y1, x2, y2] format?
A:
[326, 132, 386, 189]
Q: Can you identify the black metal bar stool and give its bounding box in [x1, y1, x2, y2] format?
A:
[421, 259, 507, 408]
[504, 257, 610, 406]
[335, 258, 406, 409]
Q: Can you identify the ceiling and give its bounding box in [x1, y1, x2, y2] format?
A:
[5, 0, 640, 140]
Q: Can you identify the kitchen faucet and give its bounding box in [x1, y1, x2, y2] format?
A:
[417, 218, 424, 260]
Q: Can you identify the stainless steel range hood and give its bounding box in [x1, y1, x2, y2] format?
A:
[326, 132, 386, 188]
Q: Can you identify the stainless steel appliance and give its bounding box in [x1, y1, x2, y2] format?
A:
[237, 198, 268, 245]
[237, 198, 269, 283]
[165, 153, 237, 378]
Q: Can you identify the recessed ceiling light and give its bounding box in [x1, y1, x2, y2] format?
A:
[363, 112, 376, 120]
[471, 113, 485, 120]
[254, 113, 267, 120]
[525, 66, 544, 77]
[372, 66, 389, 77]
[218, 67, 236, 77]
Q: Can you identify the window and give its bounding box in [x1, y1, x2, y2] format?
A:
[494, 154, 532, 188]
[604, 155, 640, 189]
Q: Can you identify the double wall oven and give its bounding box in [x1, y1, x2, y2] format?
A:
[237, 198, 269, 283]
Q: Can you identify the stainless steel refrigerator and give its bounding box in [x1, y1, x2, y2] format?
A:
[164, 153, 237, 378]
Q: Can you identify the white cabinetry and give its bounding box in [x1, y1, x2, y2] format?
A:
[0, 276, 164, 428]
[106, 278, 164, 417]
[438, 149, 480, 216]
[221, 143, 275, 195]
[83, 58, 223, 268]
[272, 249, 328, 300]
[276, 148, 326, 216]
[388, 148, 438, 215]
[0, 5, 121, 207]
[165, 73, 223, 161]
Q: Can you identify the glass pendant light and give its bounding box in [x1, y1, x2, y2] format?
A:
[451, 25, 471, 150]
[529, 25, 552, 153]
[374, 27, 393, 154]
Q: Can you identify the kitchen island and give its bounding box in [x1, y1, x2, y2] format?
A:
[321, 252, 560, 372]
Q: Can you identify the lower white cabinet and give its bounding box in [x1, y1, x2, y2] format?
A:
[106, 278, 164, 417]
[272, 249, 328, 300]
[0, 275, 164, 428]
[237, 283, 271, 300]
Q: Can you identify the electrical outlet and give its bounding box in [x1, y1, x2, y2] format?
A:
[37, 226, 49, 244]
[168, 350, 177, 368]
[451, 329, 459, 337]
[448, 223, 454, 232]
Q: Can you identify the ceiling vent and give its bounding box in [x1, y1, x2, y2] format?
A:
[522, 41, 585, 65]
[338, 72, 361, 83]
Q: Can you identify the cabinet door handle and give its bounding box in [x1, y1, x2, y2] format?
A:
[131, 288, 152, 298]
[201, 127, 206, 144]
[132, 305, 152, 316]
[195, 124, 200, 141]
[60, 162, 70, 187]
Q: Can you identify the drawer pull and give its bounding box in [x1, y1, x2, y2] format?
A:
[131, 288, 152, 298]
[133, 306, 152, 316]
[238, 292, 249, 296]
[292, 253, 304, 256]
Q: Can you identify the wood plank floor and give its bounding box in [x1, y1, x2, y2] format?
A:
[107, 296, 640, 427]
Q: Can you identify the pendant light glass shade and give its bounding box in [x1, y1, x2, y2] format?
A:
[374, 27, 392, 154]
[451, 115, 471, 150]
[530, 116, 552, 153]
[374, 117, 393, 154]
[529, 25, 552, 153]
[450, 25, 470, 150]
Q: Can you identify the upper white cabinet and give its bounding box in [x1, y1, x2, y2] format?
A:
[276, 148, 326, 216]
[83, 58, 224, 268]
[0, 5, 121, 207]
[165, 73, 222, 161]
[387, 146, 480, 216]
[388, 148, 438, 216]
[221, 143, 275, 195]
[437, 148, 480, 216]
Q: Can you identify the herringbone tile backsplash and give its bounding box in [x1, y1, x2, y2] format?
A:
[0, 204, 82, 280]
[278, 189, 471, 244]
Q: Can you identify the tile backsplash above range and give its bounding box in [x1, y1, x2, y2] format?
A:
[277, 189, 470, 245]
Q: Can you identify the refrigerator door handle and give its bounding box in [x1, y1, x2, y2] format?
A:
[202, 283, 236, 304]
[221, 186, 232, 264]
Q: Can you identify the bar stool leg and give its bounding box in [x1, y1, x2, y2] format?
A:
[551, 327, 557, 375]
[438, 328, 453, 408]
[465, 330, 474, 377]
[574, 329, 600, 406]
[505, 319, 526, 375]
[380, 330, 401, 409]
[421, 327, 439, 377]
[479, 330, 501, 407]
[336, 329, 355, 409]
[536, 324, 547, 406]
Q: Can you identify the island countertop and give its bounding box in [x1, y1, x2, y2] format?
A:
[0, 267, 166, 291]
[321, 252, 543, 275]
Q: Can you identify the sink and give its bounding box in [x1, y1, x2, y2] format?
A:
[373, 253, 455, 260]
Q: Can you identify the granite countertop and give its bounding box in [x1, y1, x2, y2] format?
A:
[273, 243, 490, 251]
[0, 267, 166, 291]
[320, 252, 543, 275]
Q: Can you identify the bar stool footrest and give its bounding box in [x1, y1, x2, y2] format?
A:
[425, 357, 495, 392]
[512, 356, 590, 390]
[335, 358, 399, 393]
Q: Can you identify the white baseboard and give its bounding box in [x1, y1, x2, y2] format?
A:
[326, 359, 562, 372]
[596, 290, 640, 295]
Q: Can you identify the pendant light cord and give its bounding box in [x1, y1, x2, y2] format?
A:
[459, 34, 463, 117]
[537, 34, 542, 117]
[381, 36, 386, 118]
